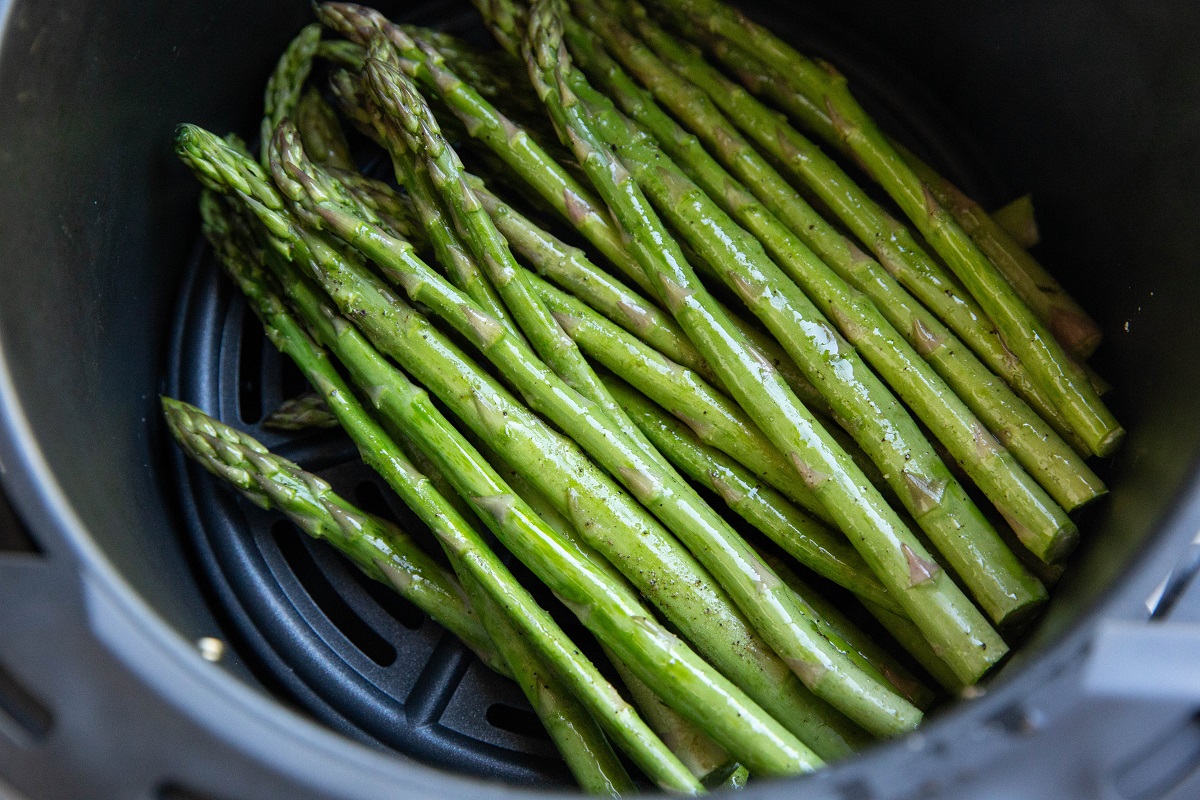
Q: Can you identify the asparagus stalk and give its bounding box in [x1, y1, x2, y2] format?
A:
[318, 39, 367, 69]
[281, 79, 919, 740]
[607, 652, 738, 784]
[280, 233, 813, 782]
[261, 24, 323, 169]
[530, 270, 834, 523]
[295, 87, 357, 172]
[474, 173, 838, 417]
[317, 2, 643, 289]
[168, 397, 634, 796]
[862, 600, 967, 695]
[470, 176, 721, 386]
[183, 120, 865, 760]
[637, 6, 1088, 454]
[524, 0, 1005, 685]
[357, 82, 523, 338]
[823, 71, 1122, 457]
[602, 371, 898, 613]
[472, 176, 895, 513]
[558, 30, 1054, 613]
[654, 0, 1123, 457]
[198, 184, 747, 793]
[579, 1, 1105, 516]
[467, 584, 638, 796]
[381, 392, 639, 797]
[329, 168, 429, 246]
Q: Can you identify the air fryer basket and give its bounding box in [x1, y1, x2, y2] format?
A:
[1, 2, 1200, 799]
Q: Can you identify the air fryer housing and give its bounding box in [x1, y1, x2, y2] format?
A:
[1, 1, 1200, 799]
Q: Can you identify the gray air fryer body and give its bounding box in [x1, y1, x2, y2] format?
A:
[1, 1, 1200, 799]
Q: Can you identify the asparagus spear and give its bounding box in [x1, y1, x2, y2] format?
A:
[262, 391, 339, 430]
[355, 77, 522, 337]
[530, 270, 834, 523]
[897, 146, 1102, 360]
[201, 187, 762, 792]
[470, 176, 721, 385]
[318, 2, 642, 287]
[826, 76, 1123, 457]
[556, 28, 1054, 611]
[261, 24, 323, 169]
[698, 31, 1100, 362]
[477, 440, 742, 782]
[317, 3, 830, 416]
[280, 80, 919, 740]
[760, 554, 938, 711]
[295, 87, 357, 172]
[603, 372, 898, 612]
[194, 194, 671, 790]
[164, 392, 500, 669]
[636, 7, 1086, 453]
[653, 0, 1123, 457]
[367, 43, 676, 480]
[182, 120, 866, 760]
[168, 394, 634, 795]
[366, 377, 639, 797]
[575, 0, 1105, 516]
[204, 195, 637, 795]
[524, 0, 1005, 685]
[329, 168, 429, 246]
[472, 175, 896, 512]
[286, 230, 817, 782]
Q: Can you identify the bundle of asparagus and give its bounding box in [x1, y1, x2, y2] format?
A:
[167, 0, 1120, 793]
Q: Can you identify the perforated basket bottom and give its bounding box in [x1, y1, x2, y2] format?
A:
[164, 1, 1005, 789]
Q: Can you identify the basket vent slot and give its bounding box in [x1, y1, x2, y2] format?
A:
[157, 784, 231, 800]
[272, 519, 398, 667]
[0, 659, 52, 744]
[486, 702, 549, 741]
[237, 311, 265, 425]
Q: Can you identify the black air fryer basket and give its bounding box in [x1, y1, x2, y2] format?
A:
[2, 2, 1200, 799]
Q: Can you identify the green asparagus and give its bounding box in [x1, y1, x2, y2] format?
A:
[261, 24, 323, 169]
[295, 87, 357, 172]
[262, 391, 339, 430]
[639, 5, 1087, 455]
[164, 392, 501, 669]
[602, 370, 897, 612]
[555, 22, 1053, 616]
[524, 0, 1005, 685]
[654, 0, 1123, 458]
[578, 0, 1105, 517]
[279, 73, 920, 739]
[183, 119, 867, 761]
